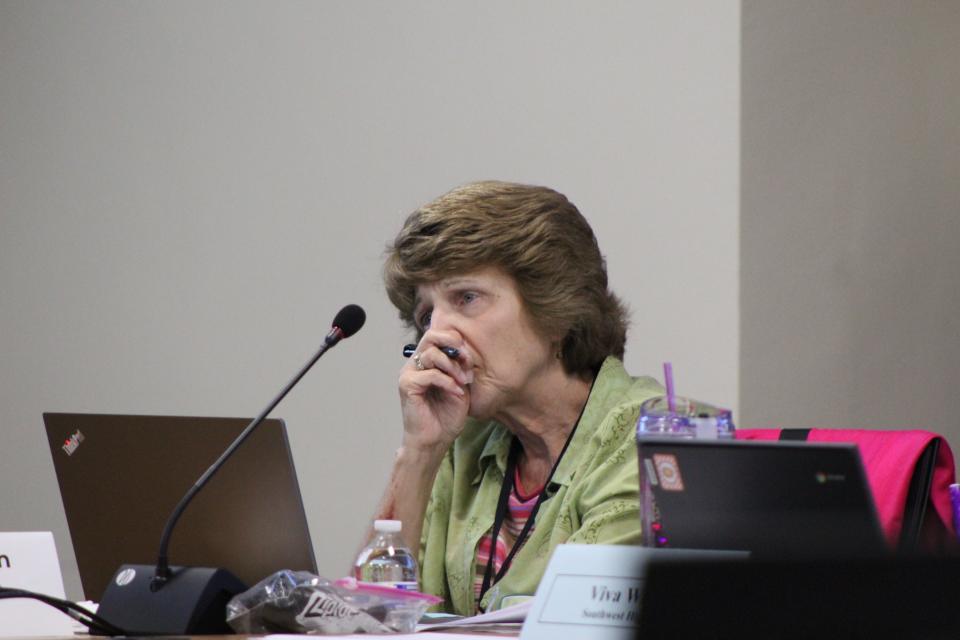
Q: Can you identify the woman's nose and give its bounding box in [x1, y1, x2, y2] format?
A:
[426, 306, 447, 330]
[428, 304, 461, 332]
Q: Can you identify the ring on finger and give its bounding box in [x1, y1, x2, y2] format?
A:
[413, 353, 425, 371]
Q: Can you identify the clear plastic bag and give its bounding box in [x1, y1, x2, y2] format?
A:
[226, 570, 442, 634]
[332, 577, 442, 632]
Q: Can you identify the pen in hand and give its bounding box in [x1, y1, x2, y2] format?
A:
[402, 344, 460, 359]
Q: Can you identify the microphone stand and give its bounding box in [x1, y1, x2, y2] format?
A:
[95, 312, 361, 636]
[152, 325, 344, 589]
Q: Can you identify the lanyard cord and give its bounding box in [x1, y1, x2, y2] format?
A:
[478, 379, 595, 605]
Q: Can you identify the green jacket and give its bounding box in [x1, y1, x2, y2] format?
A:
[418, 357, 663, 614]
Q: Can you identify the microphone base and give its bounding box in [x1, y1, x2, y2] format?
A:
[96, 564, 247, 635]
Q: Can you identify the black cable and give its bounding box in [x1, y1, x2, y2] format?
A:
[0, 590, 121, 636]
[0, 590, 116, 636]
[0, 587, 127, 636]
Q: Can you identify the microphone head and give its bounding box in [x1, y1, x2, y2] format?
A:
[332, 304, 366, 338]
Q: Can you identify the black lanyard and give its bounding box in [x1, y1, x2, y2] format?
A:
[477, 388, 592, 605]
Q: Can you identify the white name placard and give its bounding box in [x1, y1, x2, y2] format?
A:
[0, 531, 75, 637]
[520, 544, 746, 640]
[539, 573, 642, 627]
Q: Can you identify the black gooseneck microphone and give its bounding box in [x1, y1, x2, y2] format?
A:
[95, 304, 366, 636]
[152, 304, 365, 589]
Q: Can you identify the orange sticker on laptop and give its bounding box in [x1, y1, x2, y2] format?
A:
[653, 453, 684, 491]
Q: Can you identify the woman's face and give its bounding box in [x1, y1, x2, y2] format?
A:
[412, 266, 558, 420]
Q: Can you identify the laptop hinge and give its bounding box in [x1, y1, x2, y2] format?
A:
[778, 428, 811, 441]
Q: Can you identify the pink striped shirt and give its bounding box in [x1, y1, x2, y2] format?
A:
[473, 467, 543, 608]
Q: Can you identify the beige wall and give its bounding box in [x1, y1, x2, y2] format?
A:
[741, 1, 960, 447]
[0, 2, 740, 599]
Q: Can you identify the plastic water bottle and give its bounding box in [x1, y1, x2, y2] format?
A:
[636, 396, 736, 547]
[353, 520, 419, 590]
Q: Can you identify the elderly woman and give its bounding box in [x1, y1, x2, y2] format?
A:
[372, 181, 661, 615]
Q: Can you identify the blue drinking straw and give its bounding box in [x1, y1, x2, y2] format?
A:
[663, 362, 675, 413]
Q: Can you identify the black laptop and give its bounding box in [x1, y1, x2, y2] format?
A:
[637, 438, 887, 557]
[44, 413, 317, 599]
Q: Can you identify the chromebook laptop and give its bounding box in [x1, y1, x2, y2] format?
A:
[43, 413, 317, 599]
[636, 439, 887, 557]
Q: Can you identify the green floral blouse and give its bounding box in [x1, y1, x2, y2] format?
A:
[417, 357, 663, 614]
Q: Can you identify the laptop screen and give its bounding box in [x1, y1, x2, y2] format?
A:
[637, 438, 887, 557]
[43, 413, 317, 599]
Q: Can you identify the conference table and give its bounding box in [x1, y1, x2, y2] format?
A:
[18, 554, 960, 639]
[46, 634, 517, 639]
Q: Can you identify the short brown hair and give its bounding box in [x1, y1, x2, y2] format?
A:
[384, 181, 628, 376]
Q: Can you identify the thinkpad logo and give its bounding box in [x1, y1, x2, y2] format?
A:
[62, 429, 85, 456]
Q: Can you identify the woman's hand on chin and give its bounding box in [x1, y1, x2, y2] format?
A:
[399, 336, 472, 452]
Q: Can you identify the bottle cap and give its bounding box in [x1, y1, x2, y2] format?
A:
[373, 519, 402, 533]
